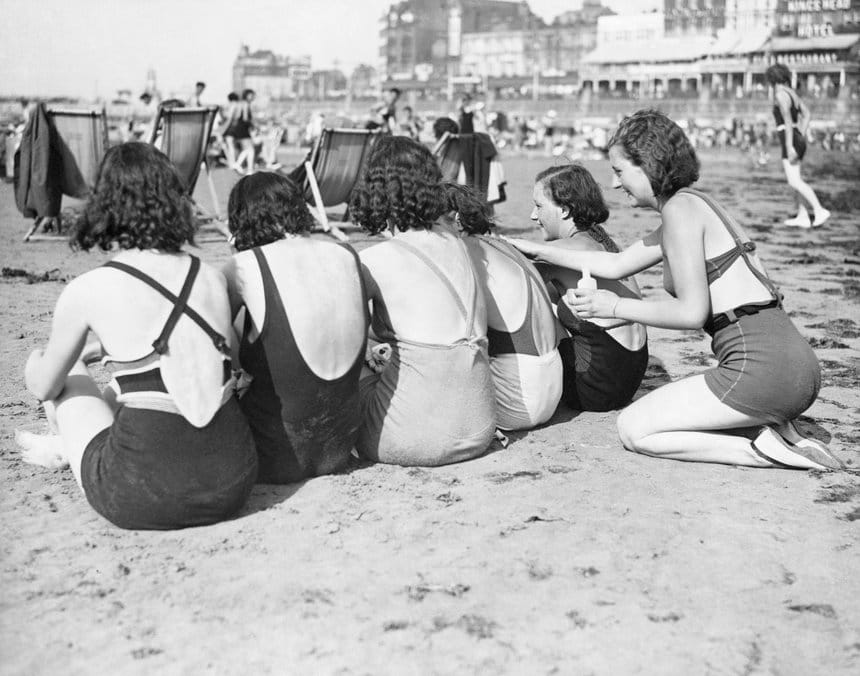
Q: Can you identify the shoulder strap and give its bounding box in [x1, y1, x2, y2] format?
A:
[390, 237, 471, 325]
[479, 235, 554, 309]
[337, 242, 371, 328]
[103, 257, 230, 355]
[676, 188, 782, 303]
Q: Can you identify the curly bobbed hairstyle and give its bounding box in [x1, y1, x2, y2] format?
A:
[73, 142, 194, 252]
[765, 63, 792, 86]
[536, 164, 619, 253]
[349, 135, 491, 235]
[446, 183, 494, 235]
[227, 172, 314, 251]
[608, 109, 700, 202]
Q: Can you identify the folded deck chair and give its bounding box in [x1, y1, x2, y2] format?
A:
[303, 127, 380, 241]
[23, 106, 108, 242]
[150, 105, 222, 224]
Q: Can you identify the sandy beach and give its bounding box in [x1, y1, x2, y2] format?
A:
[1, 146, 858, 674]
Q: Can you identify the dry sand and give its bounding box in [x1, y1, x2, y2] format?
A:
[1, 147, 859, 675]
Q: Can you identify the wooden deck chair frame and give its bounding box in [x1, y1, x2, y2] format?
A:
[24, 106, 108, 242]
[303, 127, 380, 242]
[149, 105, 223, 227]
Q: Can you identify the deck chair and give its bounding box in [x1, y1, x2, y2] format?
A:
[24, 106, 108, 242]
[150, 105, 222, 224]
[432, 131, 468, 183]
[303, 127, 380, 241]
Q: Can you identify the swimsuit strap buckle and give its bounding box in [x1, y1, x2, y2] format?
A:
[723, 308, 737, 324]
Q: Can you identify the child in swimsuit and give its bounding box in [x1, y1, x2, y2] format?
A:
[350, 136, 496, 466]
[506, 110, 841, 470]
[223, 172, 368, 483]
[530, 164, 648, 412]
[18, 143, 257, 529]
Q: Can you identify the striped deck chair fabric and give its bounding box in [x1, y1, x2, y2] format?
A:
[46, 107, 108, 191]
[303, 128, 380, 240]
[433, 132, 466, 183]
[150, 105, 218, 195]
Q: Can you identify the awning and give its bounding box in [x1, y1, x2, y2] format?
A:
[583, 36, 714, 65]
[768, 34, 860, 52]
[708, 28, 770, 56]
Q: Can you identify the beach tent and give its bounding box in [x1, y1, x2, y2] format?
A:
[20, 105, 107, 242]
[149, 105, 221, 223]
[301, 127, 381, 241]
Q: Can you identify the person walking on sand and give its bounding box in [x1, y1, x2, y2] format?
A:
[765, 64, 830, 228]
[16, 143, 257, 529]
[505, 109, 842, 471]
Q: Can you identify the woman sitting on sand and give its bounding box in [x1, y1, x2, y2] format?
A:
[451, 185, 562, 431]
[530, 164, 648, 412]
[350, 136, 496, 466]
[506, 109, 841, 470]
[223, 172, 368, 483]
[18, 143, 258, 529]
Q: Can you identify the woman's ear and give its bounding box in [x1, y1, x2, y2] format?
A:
[561, 207, 570, 220]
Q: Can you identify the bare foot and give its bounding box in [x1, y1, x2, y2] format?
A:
[15, 430, 68, 469]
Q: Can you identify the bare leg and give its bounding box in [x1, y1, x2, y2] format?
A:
[223, 136, 238, 169]
[17, 361, 114, 489]
[782, 160, 829, 226]
[617, 375, 777, 467]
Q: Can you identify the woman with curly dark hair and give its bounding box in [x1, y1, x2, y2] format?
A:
[506, 110, 840, 469]
[349, 135, 496, 465]
[222, 172, 369, 482]
[529, 164, 647, 412]
[17, 143, 258, 529]
[764, 63, 829, 227]
[449, 184, 563, 431]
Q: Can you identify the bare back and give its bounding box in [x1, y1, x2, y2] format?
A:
[360, 227, 487, 345]
[227, 238, 366, 380]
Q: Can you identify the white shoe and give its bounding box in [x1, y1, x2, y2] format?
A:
[812, 209, 831, 227]
[783, 215, 812, 228]
[752, 426, 843, 470]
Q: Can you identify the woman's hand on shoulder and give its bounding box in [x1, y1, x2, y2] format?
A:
[499, 236, 545, 259]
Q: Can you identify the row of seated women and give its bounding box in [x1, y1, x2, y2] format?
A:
[20, 110, 841, 531]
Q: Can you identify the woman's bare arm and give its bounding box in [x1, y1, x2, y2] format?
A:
[24, 279, 91, 401]
[504, 230, 663, 280]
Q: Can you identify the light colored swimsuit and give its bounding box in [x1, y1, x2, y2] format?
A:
[358, 237, 496, 466]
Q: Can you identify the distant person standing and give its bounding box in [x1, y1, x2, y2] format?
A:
[458, 93, 475, 134]
[187, 81, 206, 107]
[133, 92, 159, 141]
[765, 64, 830, 228]
[368, 88, 400, 133]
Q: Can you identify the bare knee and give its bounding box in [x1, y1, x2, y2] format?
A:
[616, 407, 645, 452]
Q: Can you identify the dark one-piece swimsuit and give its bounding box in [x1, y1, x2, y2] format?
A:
[680, 187, 820, 423]
[773, 87, 806, 160]
[238, 245, 368, 484]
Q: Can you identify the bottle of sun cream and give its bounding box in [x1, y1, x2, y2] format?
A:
[577, 268, 597, 291]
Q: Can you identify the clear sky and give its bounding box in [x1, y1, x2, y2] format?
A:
[0, 0, 660, 99]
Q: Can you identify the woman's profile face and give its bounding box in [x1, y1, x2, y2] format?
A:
[608, 145, 655, 209]
[531, 182, 570, 241]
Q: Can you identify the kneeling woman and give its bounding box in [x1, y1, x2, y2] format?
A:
[350, 136, 496, 465]
[224, 172, 368, 483]
[20, 143, 258, 529]
[507, 110, 840, 470]
[453, 186, 562, 430]
[530, 164, 648, 411]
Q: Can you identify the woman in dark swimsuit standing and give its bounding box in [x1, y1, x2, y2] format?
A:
[765, 64, 829, 228]
[507, 109, 841, 470]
